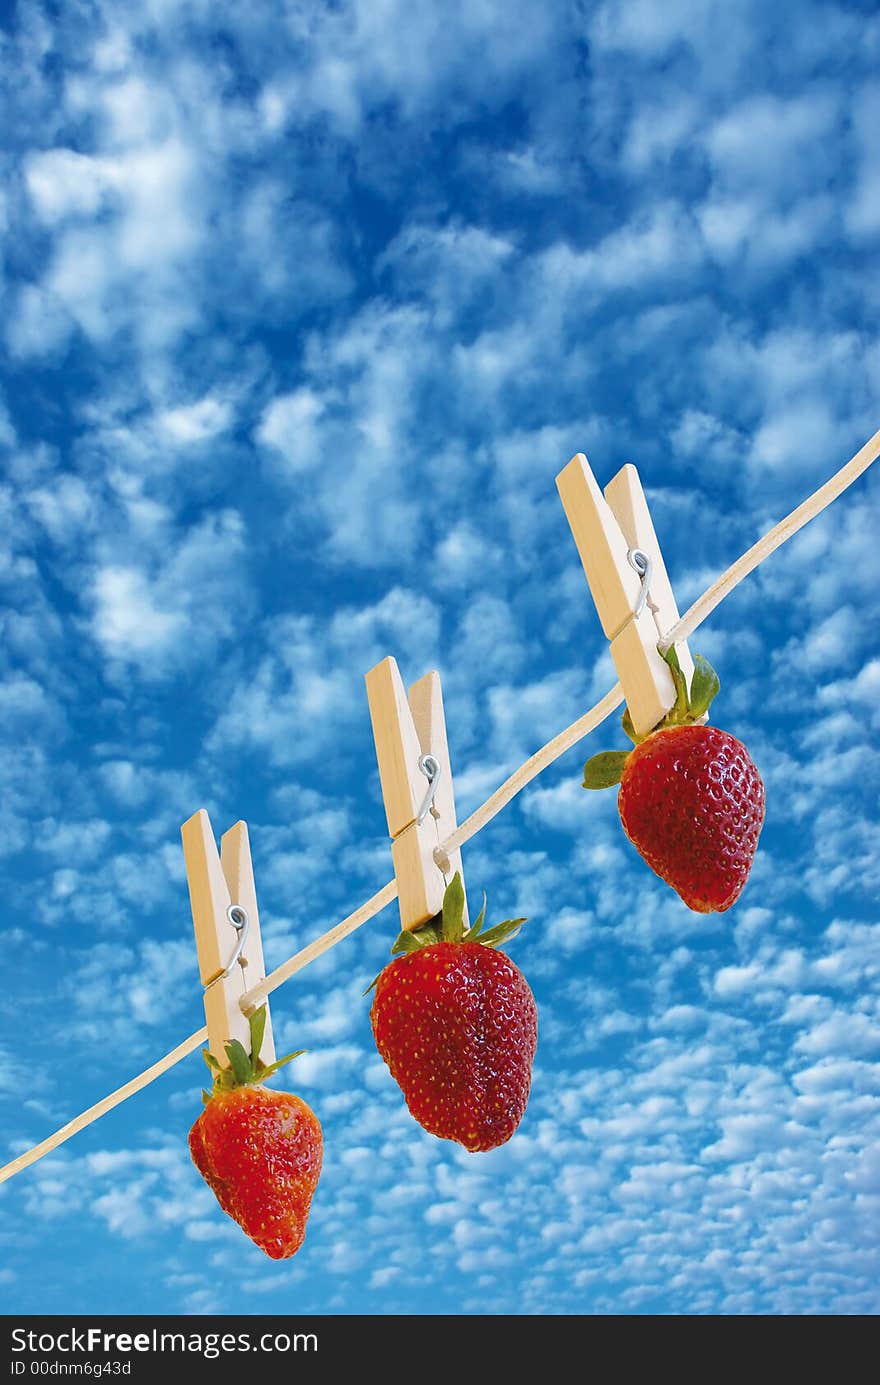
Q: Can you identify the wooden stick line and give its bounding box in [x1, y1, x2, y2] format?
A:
[660, 423, 880, 652]
[0, 1029, 207, 1187]
[0, 426, 877, 1188]
[437, 684, 625, 863]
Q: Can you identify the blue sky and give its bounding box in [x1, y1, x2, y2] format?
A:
[1, 0, 878, 1316]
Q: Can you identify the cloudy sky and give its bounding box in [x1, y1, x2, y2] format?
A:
[1, 0, 878, 1316]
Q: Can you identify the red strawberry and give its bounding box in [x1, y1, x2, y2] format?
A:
[617, 723, 764, 911]
[189, 1007, 322, 1259]
[583, 651, 765, 912]
[369, 874, 537, 1153]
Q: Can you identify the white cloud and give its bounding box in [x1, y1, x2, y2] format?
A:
[486, 670, 590, 762]
[92, 566, 187, 659]
[433, 523, 504, 592]
[496, 147, 562, 194]
[670, 410, 743, 468]
[26, 474, 97, 546]
[0, 674, 66, 738]
[257, 388, 327, 472]
[796, 1011, 880, 1059]
[205, 585, 440, 769]
[25, 148, 116, 223]
[521, 777, 594, 836]
[92, 1178, 161, 1239]
[775, 606, 860, 677]
[257, 304, 460, 564]
[704, 93, 839, 198]
[541, 202, 703, 295]
[750, 400, 843, 478]
[88, 509, 251, 677]
[694, 325, 876, 488]
[698, 194, 835, 271]
[379, 221, 515, 318]
[30, 823, 112, 877]
[846, 86, 880, 239]
[20, 124, 205, 354]
[591, 0, 713, 58]
[235, 182, 353, 311]
[622, 97, 698, 172]
[793, 1058, 880, 1097]
[817, 657, 880, 731]
[157, 396, 233, 443]
[5, 284, 73, 360]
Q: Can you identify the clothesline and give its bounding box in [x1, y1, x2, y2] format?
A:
[1, 424, 877, 1188]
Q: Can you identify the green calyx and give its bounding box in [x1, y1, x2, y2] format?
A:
[201, 1005, 305, 1104]
[363, 873, 527, 994]
[582, 647, 721, 790]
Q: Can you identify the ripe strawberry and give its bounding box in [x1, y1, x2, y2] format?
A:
[369, 874, 537, 1153]
[583, 650, 765, 913]
[189, 1007, 322, 1260]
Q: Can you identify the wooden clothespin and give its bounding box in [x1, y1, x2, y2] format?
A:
[181, 810, 275, 1065]
[365, 657, 467, 933]
[556, 454, 696, 738]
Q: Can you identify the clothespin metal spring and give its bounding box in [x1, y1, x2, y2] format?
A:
[627, 548, 653, 620]
[416, 753, 441, 824]
[204, 904, 250, 991]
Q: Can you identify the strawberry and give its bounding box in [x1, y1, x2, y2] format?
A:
[368, 874, 537, 1153]
[189, 1007, 322, 1260]
[583, 650, 765, 913]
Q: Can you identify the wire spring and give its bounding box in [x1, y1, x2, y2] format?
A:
[627, 547, 654, 618]
[204, 904, 249, 990]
